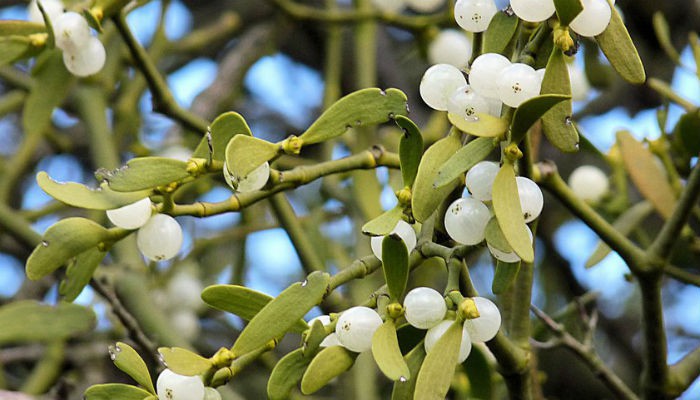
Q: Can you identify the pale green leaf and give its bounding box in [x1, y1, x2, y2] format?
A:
[595, 1, 645, 84]
[390, 343, 426, 400]
[193, 112, 253, 161]
[362, 206, 404, 236]
[382, 234, 409, 301]
[267, 348, 310, 400]
[511, 94, 571, 145]
[300, 346, 357, 395]
[84, 384, 154, 400]
[372, 320, 410, 381]
[59, 247, 106, 302]
[37, 171, 151, 210]
[482, 11, 519, 54]
[541, 49, 579, 152]
[225, 135, 279, 180]
[158, 347, 213, 376]
[414, 321, 462, 400]
[110, 342, 155, 394]
[553, 0, 583, 26]
[23, 50, 74, 136]
[434, 137, 496, 188]
[0, 301, 95, 345]
[448, 112, 507, 138]
[396, 115, 424, 188]
[99, 157, 191, 192]
[492, 164, 534, 263]
[484, 217, 511, 253]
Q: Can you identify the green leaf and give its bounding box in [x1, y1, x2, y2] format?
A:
[224, 135, 279, 180]
[0, 301, 95, 345]
[59, 247, 106, 302]
[673, 110, 700, 157]
[158, 347, 213, 376]
[434, 137, 496, 189]
[37, 171, 151, 210]
[484, 216, 511, 253]
[267, 348, 310, 400]
[193, 112, 253, 161]
[382, 234, 409, 301]
[483, 11, 519, 54]
[0, 20, 45, 36]
[26, 217, 111, 280]
[414, 321, 462, 400]
[372, 320, 410, 381]
[617, 131, 676, 220]
[492, 260, 521, 294]
[448, 112, 508, 138]
[463, 345, 493, 400]
[396, 115, 424, 188]
[100, 157, 191, 192]
[110, 342, 156, 394]
[231, 271, 330, 356]
[652, 12, 680, 63]
[0, 36, 37, 67]
[553, 0, 584, 26]
[303, 319, 329, 356]
[84, 384, 154, 400]
[362, 206, 404, 236]
[201, 285, 309, 333]
[492, 164, 534, 263]
[510, 94, 571, 145]
[300, 88, 409, 145]
[585, 201, 654, 268]
[391, 343, 426, 400]
[595, 1, 645, 84]
[541, 49, 579, 152]
[23, 50, 74, 136]
[411, 131, 463, 222]
[300, 346, 357, 394]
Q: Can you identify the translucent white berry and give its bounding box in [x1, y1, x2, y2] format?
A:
[568, 165, 609, 202]
[309, 315, 342, 347]
[466, 161, 500, 201]
[428, 29, 472, 68]
[53, 11, 91, 52]
[403, 287, 447, 329]
[487, 226, 532, 263]
[463, 297, 501, 342]
[535, 68, 546, 88]
[371, 0, 406, 13]
[335, 306, 383, 353]
[447, 85, 490, 121]
[468, 53, 511, 99]
[62, 36, 106, 77]
[406, 0, 445, 13]
[156, 369, 205, 400]
[106, 198, 152, 230]
[419, 64, 467, 111]
[497, 63, 541, 107]
[223, 162, 269, 193]
[204, 388, 222, 400]
[567, 63, 590, 101]
[454, 0, 498, 33]
[569, 0, 611, 37]
[509, 0, 555, 22]
[370, 220, 416, 261]
[28, 0, 64, 24]
[171, 310, 200, 340]
[424, 320, 472, 363]
[444, 197, 491, 245]
[167, 272, 203, 310]
[516, 176, 543, 223]
[136, 214, 183, 262]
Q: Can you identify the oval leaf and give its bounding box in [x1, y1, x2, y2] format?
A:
[267, 348, 310, 400]
[37, 171, 151, 210]
[59, 247, 106, 302]
[492, 260, 521, 294]
[541, 49, 579, 152]
[435, 137, 496, 188]
[0, 36, 36, 67]
[362, 206, 404, 236]
[412, 131, 463, 222]
[193, 112, 253, 161]
[300, 88, 409, 145]
[201, 285, 308, 333]
[231, 271, 330, 356]
[225, 135, 279, 180]
[26, 217, 111, 280]
[414, 321, 462, 400]
[483, 11, 519, 54]
[617, 131, 676, 220]
[110, 342, 156, 394]
[390, 343, 426, 400]
[99, 157, 191, 192]
[484, 217, 511, 253]
[372, 320, 410, 381]
[300, 346, 357, 395]
[158, 347, 213, 376]
[0, 301, 95, 345]
[553, 0, 583, 26]
[23, 50, 74, 136]
[510, 94, 571, 145]
[595, 1, 645, 84]
[448, 112, 508, 138]
[84, 384, 154, 400]
[492, 164, 534, 263]
[672, 110, 700, 157]
[396, 115, 424, 188]
[382, 234, 409, 301]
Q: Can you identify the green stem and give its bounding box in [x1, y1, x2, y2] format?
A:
[664, 264, 700, 287]
[74, 86, 120, 169]
[647, 78, 696, 113]
[0, 202, 41, 249]
[19, 341, 64, 395]
[668, 345, 700, 397]
[639, 276, 669, 400]
[0, 128, 42, 205]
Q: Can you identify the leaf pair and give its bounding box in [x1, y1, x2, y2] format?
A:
[85, 342, 157, 400]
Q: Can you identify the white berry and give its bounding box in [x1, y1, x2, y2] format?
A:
[204, 388, 222, 400]
[170, 310, 200, 341]
[569, 0, 611, 37]
[106, 197, 152, 230]
[568, 165, 609, 202]
[403, 287, 447, 329]
[224, 161, 269, 193]
[509, 0, 555, 22]
[516, 176, 543, 223]
[370, 220, 416, 261]
[28, 0, 64, 24]
[463, 297, 501, 342]
[335, 306, 383, 353]
[167, 272, 203, 310]
[156, 369, 205, 400]
[497, 63, 541, 107]
[419, 64, 468, 111]
[567, 62, 590, 101]
[424, 320, 472, 363]
[62, 36, 106, 77]
[444, 197, 491, 245]
[454, 0, 498, 33]
[466, 161, 500, 201]
[447, 85, 490, 121]
[468, 53, 511, 100]
[428, 29, 473, 69]
[53, 11, 91, 52]
[136, 214, 183, 262]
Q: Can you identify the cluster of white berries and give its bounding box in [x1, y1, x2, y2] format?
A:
[511, 0, 613, 36]
[223, 162, 270, 193]
[156, 369, 221, 400]
[445, 161, 542, 262]
[568, 164, 609, 203]
[28, 0, 106, 77]
[370, 0, 445, 14]
[106, 198, 184, 262]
